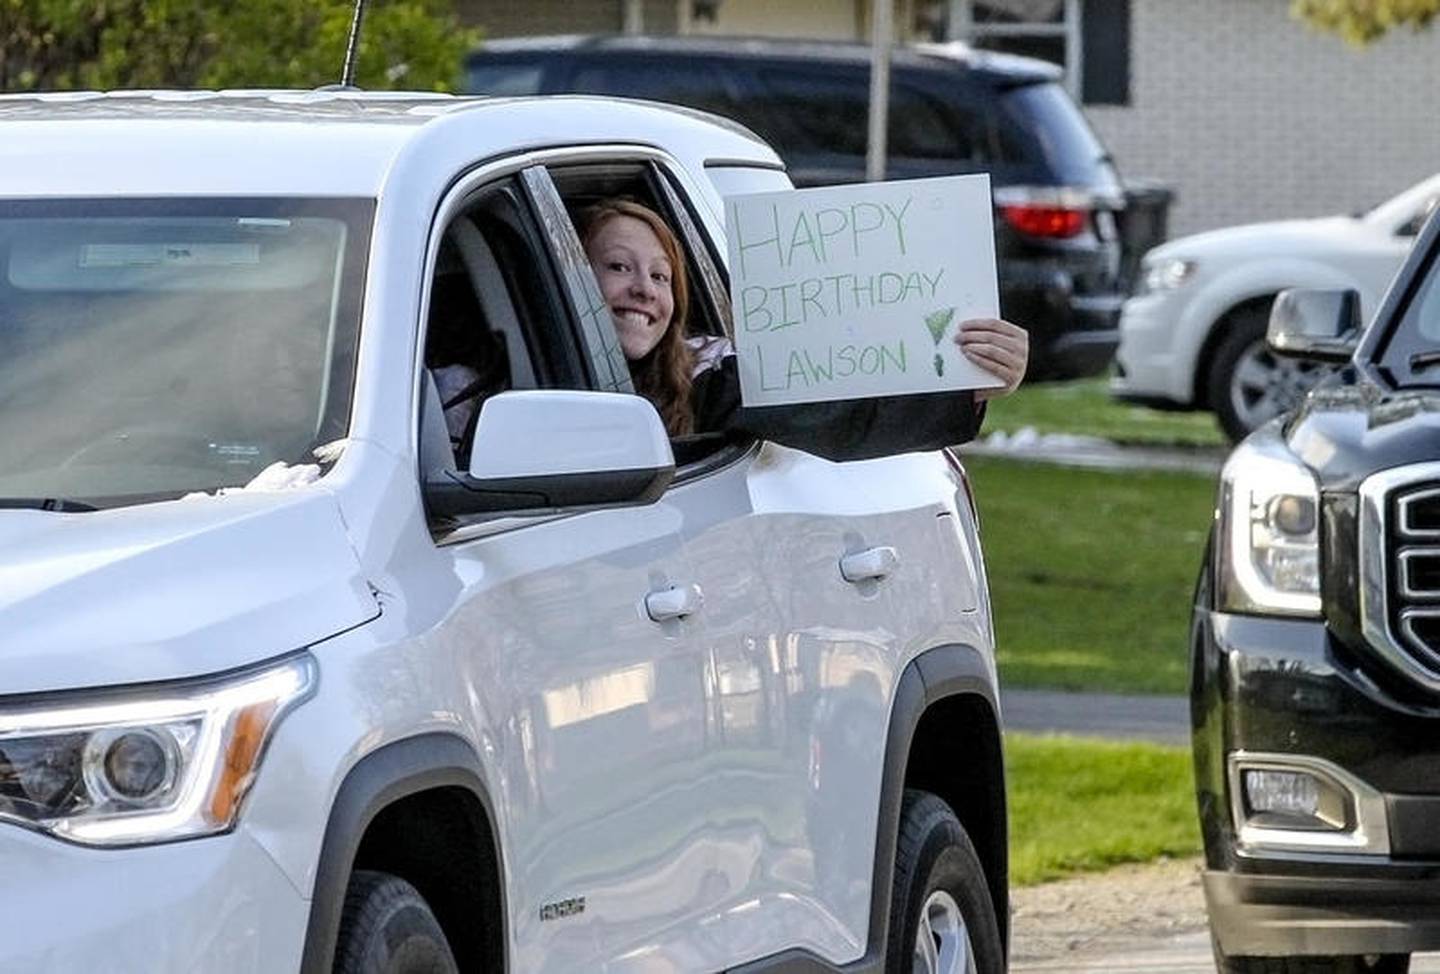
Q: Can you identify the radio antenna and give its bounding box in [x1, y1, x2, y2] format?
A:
[340, 0, 369, 88]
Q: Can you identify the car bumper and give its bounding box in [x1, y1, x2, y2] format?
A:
[0, 823, 308, 971]
[1001, 278, 1123, 382]
[1112, 291, 1191, 405]
[1205, 868, 1440, 956]
[1193, 604, 1440, 957]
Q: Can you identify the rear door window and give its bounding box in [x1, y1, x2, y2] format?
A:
[748, 68, 990, 166]
[890, 79, 988, 163]
[565, 59, 749, 124]
[750, 68, 868, 158]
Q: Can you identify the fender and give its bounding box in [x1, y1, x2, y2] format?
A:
[1173, 257, 1375, 400]
[727, 643, 1000, 974]
[298, 732, 507, 974]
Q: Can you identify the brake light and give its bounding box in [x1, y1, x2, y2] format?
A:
[992, 186, 1096, 240]
[999, 203, 1088, 238]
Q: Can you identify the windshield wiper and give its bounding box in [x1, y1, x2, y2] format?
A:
[0, 497, 98, 512]
[1409, 351, 1440, 373]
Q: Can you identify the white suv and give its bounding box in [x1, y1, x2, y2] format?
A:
[1113, 174, 1440, 440]
[0, 91, 1006, 974]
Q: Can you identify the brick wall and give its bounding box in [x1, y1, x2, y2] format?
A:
[1087, 0, 1440, 237]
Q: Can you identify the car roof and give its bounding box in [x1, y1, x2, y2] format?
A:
[0, 89, 780, 198]
[473, 33, 1062, 84]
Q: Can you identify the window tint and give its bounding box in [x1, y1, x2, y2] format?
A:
[999, 81, 1115, 185]
[891, 84, 983, 161]
[566, 61, 744, 121]
[465, 62, 546, 96]
[753, 70, 868, 157]
[752, 70, 983, 162]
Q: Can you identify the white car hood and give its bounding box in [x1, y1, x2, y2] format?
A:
[0, 490, 378, 694]
[1149, 215, 1382, 262]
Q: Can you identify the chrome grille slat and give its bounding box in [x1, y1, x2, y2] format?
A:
[1398, 608, 1440, 671]
[1358, 464, 1440, 691]
[1398, 487, 1440, 539]
[1397, 548, 1440, 600]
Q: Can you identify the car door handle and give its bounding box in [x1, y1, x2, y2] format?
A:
[645, 583, 704, 622]
[840, 546, 900, 583]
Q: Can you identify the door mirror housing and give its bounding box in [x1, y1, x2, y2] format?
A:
[1267, 288, 1362, 363]
[425, 390, 675, 518]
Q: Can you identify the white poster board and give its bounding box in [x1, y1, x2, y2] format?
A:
[725, 174, 1002, 407]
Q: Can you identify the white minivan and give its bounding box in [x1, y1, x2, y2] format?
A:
[0, 90, 1006, 974]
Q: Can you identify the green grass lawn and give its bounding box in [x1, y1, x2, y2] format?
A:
[986, 377, 1226, 448]
[1007, 733, 1200, 886]
[966, 455, 1215, 695]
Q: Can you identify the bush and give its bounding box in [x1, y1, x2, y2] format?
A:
[0, 0, 478, 92]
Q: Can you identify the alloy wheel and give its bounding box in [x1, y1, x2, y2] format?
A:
[912, 889, 978, 974]
[1228, 339, 1332, 433]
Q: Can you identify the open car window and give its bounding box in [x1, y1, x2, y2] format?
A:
[535, 158, 746, 468]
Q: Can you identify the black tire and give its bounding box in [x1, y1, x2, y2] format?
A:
[1211, 934, 1409, 974]
[1207, 302, 1332, 443]
[334, 870, 459, 974]
[887, 788, 1004, 974]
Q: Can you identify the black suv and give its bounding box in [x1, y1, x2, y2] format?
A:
[465, 34, 1149, 381]
[1193, 207, 1440, 972]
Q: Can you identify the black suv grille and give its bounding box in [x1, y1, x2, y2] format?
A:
[1388, 485, 1440, 669]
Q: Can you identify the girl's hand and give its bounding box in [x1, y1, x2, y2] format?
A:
[956, 318, 1029, 402]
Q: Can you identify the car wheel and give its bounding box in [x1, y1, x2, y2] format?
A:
[335, 870, 459, 974]
[1208, 304, 1333, 442]
[1212, 934, 1409, 973]
[887, 789, 1004, 974]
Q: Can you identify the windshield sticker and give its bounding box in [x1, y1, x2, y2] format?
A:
[79, 243, 262, 268]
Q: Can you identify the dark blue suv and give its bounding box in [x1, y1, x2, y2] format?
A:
[465, 34, 1157, 382]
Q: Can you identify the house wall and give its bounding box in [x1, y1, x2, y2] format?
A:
[459, 0, 679, 38]
[1086, 0, 1440, 237]
[687, 0, 862, 38]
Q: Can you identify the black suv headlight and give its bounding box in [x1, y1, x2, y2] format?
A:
[0, 654, 314, 846]
[1216, 430, 1322, 617]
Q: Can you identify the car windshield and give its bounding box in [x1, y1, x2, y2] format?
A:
[1374, 236, 1440, 386]
[0, 197, 372, 509]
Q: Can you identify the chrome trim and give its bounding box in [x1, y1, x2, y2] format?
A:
[1228, 751, 1390, 856]
[1398, 486, 1440, 539]
[1358, 462, 1440, 692]
[1399, 608, 1440, 671]
[1398, 548, 1440, 600]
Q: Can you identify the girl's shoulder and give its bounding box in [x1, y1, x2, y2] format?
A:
[686, 334, 734, 378]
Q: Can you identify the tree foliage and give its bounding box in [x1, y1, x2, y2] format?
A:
[1292, 0, 1440, 43]
[0, 0, 479, 92]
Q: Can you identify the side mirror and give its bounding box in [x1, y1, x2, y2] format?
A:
[425, 390, 675, 518]
[1267, 288, 1361, 363]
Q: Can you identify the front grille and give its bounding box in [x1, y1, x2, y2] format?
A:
[1392, 488, 1440, 671]
[1358, 467, 1440, 690]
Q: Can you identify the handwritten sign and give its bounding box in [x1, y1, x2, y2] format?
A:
[725, 174, 1002, 407]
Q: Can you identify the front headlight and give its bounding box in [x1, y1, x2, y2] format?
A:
[0, 654, 314, 846]
[1216, 430, 1322, 617]
[1140, 257, 1197, 295]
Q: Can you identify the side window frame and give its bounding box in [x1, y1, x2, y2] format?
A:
[525, 149, 760, 476]
[519, 165, 636, 395]
[415, 162, 592, 540]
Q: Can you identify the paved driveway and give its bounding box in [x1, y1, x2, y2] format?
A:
[1012, 932, 1440, 972]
